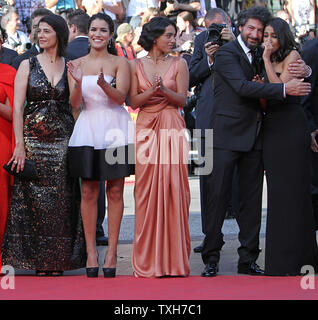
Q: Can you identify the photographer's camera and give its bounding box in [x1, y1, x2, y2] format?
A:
[205, 23, 227, 46]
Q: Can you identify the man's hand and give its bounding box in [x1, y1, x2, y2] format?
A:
[220, 27, 235, 42]
[165, 0, 179, 14]
[288, 59, 311, 78]
[311, 130, 318, 152]
[252, 75, 264, 83]
[205, 42, 219, 64]
[285, 78, 311, 96]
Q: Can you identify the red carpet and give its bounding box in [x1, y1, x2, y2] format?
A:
[0, 275, 317, 300]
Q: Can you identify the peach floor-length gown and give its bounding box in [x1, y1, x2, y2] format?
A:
[132, 57, 191, 278]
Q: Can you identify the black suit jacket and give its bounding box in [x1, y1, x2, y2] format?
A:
[66, 37, 89, 61]
[302, 38, 318, 133]
[211, 39, 284, 152]
[0, 47, 18, 66]
[11, 44, 39, 70]
[189, 31, 213, 134]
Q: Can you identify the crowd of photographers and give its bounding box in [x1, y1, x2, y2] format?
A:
[0, 1, 316, 58]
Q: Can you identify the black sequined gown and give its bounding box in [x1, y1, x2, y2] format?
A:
[2, 56, 86, 271]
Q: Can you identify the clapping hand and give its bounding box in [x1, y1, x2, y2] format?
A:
[153, 74, 165, 94]
[97, 67, 107, 89]
[67, 60, 82, 85]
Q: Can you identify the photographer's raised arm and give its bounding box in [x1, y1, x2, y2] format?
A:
[189, 31, 215, 87]
[174, 0, 201, 12]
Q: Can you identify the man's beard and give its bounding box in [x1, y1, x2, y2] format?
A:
[241, 33, 260, 50]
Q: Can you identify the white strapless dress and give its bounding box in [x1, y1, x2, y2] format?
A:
[68, 75, 135, 181]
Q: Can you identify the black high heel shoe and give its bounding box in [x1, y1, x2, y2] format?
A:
[86, 267, 99, 278]
[86, 251, 99, 278]
[102, 268, 116, 278]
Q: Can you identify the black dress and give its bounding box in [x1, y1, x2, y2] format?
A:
[2, 56, 86, 271]
[263, 89, 318, 276]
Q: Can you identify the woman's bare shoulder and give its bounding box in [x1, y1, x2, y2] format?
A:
[285, 49, 301, 62]
[17, 58, 30, 75]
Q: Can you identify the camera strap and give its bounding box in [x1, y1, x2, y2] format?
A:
[8, 32, 22, 49]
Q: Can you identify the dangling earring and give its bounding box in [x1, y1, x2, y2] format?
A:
[107, 38, 114, 51]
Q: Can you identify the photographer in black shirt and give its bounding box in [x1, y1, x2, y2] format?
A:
[189, 8, 237, 253]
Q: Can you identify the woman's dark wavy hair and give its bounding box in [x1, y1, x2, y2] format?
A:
[39, 14, 69, 57]
[265, 17, 299, 63]
[88, 12, 117, 55]
[138, 16, 177, 51]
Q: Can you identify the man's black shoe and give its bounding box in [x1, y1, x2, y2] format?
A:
[201, 263, 219, 277]
[193, 238, 206, 253]
[237, 262, 264, 275]
[96, 235, 108, 246]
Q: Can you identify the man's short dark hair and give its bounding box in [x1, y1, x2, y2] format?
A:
[30, 8, 54, 22]
[237, 6, 272, 27]
[66, 9, 90, 35]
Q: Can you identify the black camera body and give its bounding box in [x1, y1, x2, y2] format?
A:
[205, 23, 227, 46]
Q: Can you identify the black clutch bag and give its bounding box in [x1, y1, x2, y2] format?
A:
[3, 159, 38, 179]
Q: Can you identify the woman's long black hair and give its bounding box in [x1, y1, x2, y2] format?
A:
[39, 14, 69, 57]
[265, 17, 299, 63]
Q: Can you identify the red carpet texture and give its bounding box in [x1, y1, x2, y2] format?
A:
[0, 275, 317, 300]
